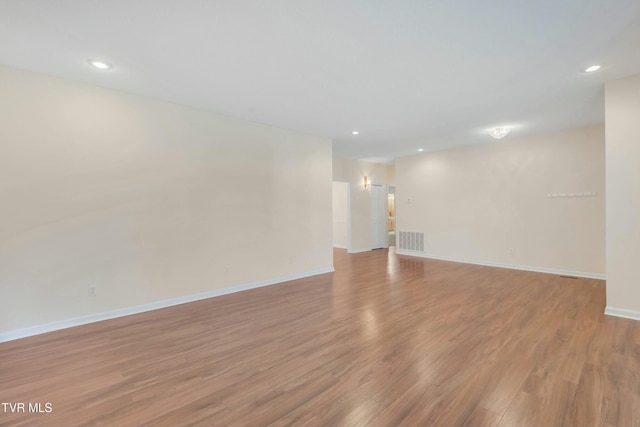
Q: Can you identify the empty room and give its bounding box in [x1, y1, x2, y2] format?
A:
[1, 1, 640, 426]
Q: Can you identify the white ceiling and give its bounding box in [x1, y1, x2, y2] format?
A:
[1, 1, 640, 163]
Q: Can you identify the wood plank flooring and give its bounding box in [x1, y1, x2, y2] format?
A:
[1, 248, 639, 426]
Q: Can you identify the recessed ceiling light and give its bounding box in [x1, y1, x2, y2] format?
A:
[352, 131, 359, 135]
[489, 127, 510, 139]
[418, 148, 424, 152]
[88, 59, 113, 70]
[584, 65, 601, 73]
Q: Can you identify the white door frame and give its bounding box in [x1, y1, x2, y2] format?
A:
[332, 180, 353, 253]
[370, 183, 386, 249]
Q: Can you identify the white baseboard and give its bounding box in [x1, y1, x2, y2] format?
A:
[348, 248, 371, 254]
[395, 249, 605, 280]
[604, 307, 640, 321]
[0, 267, 335, 343]
[333, 244, 347, 249]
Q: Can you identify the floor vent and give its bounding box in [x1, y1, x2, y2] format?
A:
[398, 231, 424, 252]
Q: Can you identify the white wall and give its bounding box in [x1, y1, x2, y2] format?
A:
[0, 65, 333, 335]
[332, 182, 349, 248]
[332, 158, 394, 252]
[605, 73, 640, 317]
[396, 126, 605, 277]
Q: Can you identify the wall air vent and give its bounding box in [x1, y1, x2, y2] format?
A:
[398, 231, 424, 252]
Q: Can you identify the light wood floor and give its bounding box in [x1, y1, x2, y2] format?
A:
[1, 248, 639, 426]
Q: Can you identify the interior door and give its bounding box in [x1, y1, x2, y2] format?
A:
[371, 184, 385, 249]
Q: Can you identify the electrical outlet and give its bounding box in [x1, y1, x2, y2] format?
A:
[508, 248, 515, 255]
[88, 285, 96, 297]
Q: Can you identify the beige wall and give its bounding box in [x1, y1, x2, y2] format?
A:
[396, 126, 605, 276]
[0, 66, 333, 334]
[605, 73, 640, 315]
[332, 158, 393, 252]
[332, 182, 349, 248]
[387, 164, 396, 184]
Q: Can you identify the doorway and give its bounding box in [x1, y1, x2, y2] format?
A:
[388, 185, 396, 246]
[332, 181, 351, 251]
[371, 184, 386, 249]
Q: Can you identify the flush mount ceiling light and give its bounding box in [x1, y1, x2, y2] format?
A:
[489, 127, 510, 139]
[584, 65, 601, 73]
[88, 59, 113, 70]
[352, 131, 360, 135]
[418, 148, 424, 152]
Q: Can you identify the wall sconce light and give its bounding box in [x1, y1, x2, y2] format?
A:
[364, 176, 369, 188]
